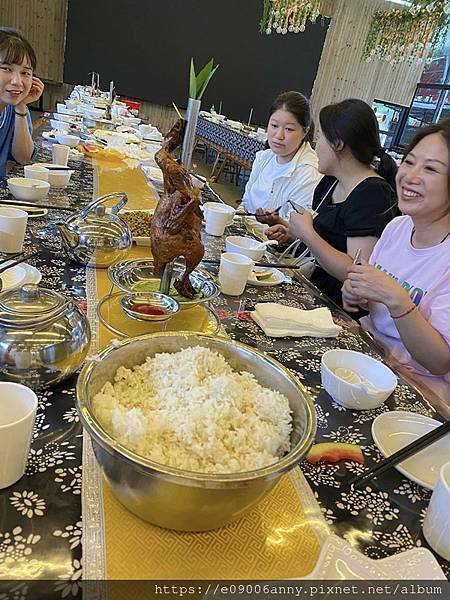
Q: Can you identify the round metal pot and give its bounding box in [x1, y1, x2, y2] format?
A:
[0, 284, 91, 389]
[76, 333, 316, 531]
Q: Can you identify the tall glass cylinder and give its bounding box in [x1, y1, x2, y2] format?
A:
[181, 97, 201, 170]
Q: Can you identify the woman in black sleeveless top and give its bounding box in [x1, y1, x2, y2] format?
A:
[266, 99, 398, 308]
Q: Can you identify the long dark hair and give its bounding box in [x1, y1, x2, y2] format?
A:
[403, 118, 450, 209]
[269, 91, 315, 145]
[0, 27, 36, 70]
[319, 98, 397, 189]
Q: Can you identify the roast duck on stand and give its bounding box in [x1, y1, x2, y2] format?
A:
[150, 118, 204, 299]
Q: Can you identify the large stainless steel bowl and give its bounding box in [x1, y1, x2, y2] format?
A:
[76, 333, 316, 531]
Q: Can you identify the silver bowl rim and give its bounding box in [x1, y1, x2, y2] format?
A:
[120, 291, 180, 322]
[108, 258, 221, 308]
[76, 332, 316, 485]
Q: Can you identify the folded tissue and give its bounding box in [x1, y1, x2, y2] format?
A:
[251, 303, 342, 338]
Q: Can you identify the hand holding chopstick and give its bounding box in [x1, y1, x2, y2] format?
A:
[348, 420, 450, 489]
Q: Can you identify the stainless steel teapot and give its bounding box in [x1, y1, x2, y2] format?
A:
[0, 284, 91, 389]
[57, 192, 132, 268]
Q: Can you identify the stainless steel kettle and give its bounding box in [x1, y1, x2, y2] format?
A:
[0, 283, 91, 389]
[57, 192, 132, 268]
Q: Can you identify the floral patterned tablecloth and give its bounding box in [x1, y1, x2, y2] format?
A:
[0, 135, 448, 595]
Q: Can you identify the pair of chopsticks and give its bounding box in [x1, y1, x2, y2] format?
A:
[0, 250, 39, 274]
[201, 258, 301, 270]
[348, 419, 450, 489]
[24, 164, 76, 171]
[0, 199, 76, 212]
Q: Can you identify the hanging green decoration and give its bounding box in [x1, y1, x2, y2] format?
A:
[260, 0, 322, 35]
[363, 0, 450, 64]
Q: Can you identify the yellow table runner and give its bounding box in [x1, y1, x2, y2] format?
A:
[92, 161, 321, 580]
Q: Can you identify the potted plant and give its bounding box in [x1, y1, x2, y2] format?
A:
[181, 58, 219, 169]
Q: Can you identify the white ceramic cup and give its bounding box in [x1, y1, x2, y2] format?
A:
[423, 461, 450, 560]
[0, 382, 38, 489]
[204, 204, 235, 236]
[52, 144, 70, 166]
[0, 208, 28, 253]
[219, 252, 254, 296]
[24, 165, 49, 182]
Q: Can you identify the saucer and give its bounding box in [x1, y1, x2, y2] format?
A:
[297, 534, 446, 580]
[0, 264, 27, 291]
[247, 267, 285, 287]
[372, 411, 450, 490]
[22, 263, 42, 285]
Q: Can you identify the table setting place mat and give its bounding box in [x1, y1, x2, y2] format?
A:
[82, 167, 325, 579]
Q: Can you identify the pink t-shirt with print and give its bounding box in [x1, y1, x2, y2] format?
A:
[360, 216, 450, 408]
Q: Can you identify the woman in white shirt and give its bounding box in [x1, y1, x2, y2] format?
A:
[240, 91, 321, 224]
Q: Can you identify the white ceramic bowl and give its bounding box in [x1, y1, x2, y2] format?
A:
[56, 103, 76, 116]
[48, 169, 74, 188]
[320, 349, 397, 410]
[7, 177, 50, 201]
[56, 133, 80, 148]
[24, 165, 49, 182]
[52, 113, 73, 123]
[225, 235, 266, 261]
[50, 119, 69, 132]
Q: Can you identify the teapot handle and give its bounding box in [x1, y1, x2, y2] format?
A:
[79, 192, 128, 219]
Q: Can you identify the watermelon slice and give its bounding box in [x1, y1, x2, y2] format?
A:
[306, 442, 365, 465]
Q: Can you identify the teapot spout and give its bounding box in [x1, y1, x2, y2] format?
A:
[56, 222, 79, 250]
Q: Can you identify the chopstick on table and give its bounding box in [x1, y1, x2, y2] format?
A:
[348, 420, 450, 489]
[0, 251, 25, 268]
[0, 199, 76, 212]
[236, 203, 287, 218]
[201, 259, 302, 270]
[172, 102, 183, 120]
[0, 250, 39, 274]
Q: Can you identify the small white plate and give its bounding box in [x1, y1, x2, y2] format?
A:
[247, 267, 285, 286]
[0, 204, 47, 218]
[0, 264, 27, 291]
[297, 534, 446, 580]
[372, 411, 450, 490]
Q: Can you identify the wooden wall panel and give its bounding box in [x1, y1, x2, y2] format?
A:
[1, 0, 67, 82]
[311, 0, 424, 116]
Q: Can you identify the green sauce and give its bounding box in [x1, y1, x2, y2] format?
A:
[133, 279, 203, 302]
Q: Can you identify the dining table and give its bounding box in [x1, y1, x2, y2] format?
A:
[195, 115, 265, 182]
[0, 117, 448, 598]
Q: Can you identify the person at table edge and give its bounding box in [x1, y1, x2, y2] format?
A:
[343, 119, 450, 415]
[239, 91, 321, 222]
[0, 27, 44, 179]
[265, 99, 398, 309]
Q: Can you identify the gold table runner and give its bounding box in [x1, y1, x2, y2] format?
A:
[90, 160, 321, 580]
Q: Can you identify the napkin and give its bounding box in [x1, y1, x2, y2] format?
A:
[251, 303, 342, 338]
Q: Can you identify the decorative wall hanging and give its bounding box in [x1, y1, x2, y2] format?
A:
[363, 0, 450, 63]
[260, 0, 322, 34]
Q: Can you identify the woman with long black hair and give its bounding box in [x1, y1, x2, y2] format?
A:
[266, 98, 398, 307]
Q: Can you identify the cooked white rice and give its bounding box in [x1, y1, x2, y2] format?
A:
[92, 346, 292, 474]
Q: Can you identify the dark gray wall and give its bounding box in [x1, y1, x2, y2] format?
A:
[64, 0, 330, 125]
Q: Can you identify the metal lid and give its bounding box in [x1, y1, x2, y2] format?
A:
[0, 284, 69, 327]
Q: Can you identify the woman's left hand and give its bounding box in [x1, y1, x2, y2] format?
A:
[347, 263, 410, 311]
[21, 76, 45, 106]
[288, 211, 314, 241]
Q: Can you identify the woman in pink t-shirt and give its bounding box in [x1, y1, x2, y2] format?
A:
[342, 120, 450, 416]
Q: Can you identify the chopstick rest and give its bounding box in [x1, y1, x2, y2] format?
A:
[349, 420, 450, 489]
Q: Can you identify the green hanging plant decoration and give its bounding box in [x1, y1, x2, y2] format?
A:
[363, 0, 450, 64]
[260, 0, 322, 35]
